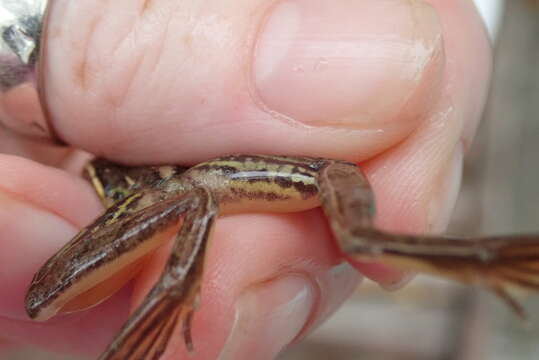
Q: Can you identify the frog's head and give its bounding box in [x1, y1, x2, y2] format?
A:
[84, 158, 142, 208]
[84, 158, 190, 208]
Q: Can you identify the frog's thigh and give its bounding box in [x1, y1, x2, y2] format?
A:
[316, 161, 480, 273]
[61, 219, 182, 314]
[26, 191, 194, 321]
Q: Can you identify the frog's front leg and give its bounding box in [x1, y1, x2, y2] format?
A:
[317, 160, 539, 317]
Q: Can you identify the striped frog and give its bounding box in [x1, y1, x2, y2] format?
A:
[25, 155, 539, 360]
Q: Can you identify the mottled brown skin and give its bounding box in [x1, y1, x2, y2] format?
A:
[26, 155, 539, 360]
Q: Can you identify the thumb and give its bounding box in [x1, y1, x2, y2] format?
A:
[43, 0, 442, 164]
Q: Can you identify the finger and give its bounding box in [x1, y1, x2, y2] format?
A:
[351, 0, 491, 286]
[43, 0, 444, 164]
[131, 211, 361, 360]
[0, 155, 131, 355]
[0, 127, 93, 175]
[0, 128, 73, 168]
[365, 0, 491, 234]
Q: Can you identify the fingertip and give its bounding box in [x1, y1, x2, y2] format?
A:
[347, 259, 411, 289]
[253, 0, 444, 130]
[0, 155, 101, 320]
[0, 154, 101, 227]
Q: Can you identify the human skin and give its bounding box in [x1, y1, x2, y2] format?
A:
[0, 0, 491, 359]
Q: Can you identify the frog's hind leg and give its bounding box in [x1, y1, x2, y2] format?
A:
[99, 187, 217, 360]
[316, 160, 539, 317]
[26, 188, 194, 321]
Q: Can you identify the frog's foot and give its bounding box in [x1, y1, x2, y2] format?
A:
[99, 187, 216, 360]
[98, 278, 201, 360]
[316, 160, 539, 318]
[342, 232, 539, 319]
[474, 235, 539, 319]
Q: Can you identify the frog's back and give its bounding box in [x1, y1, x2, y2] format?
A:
[183, 155, 330, 214]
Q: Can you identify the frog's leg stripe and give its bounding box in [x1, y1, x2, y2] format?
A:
[99, 187, 217, 360]
[316, 161, 539, 318]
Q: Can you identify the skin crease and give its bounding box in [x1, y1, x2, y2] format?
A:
[0, 0, 491, 358]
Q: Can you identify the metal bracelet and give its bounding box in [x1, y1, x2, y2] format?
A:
[0, 0, 57, 142]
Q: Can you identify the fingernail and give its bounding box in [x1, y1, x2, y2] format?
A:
[351, 260, 411, 290]
[427, 142, 464, 232]
[313, 263, 360, 327]
[253, 0, 442, 127]
[219, 275, 315, 360]
[379, 271, 415, 291]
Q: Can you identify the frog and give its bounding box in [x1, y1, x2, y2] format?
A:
[24, 155, 539, 360]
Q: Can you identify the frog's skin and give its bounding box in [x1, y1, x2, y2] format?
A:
[25, 155, 539, 360]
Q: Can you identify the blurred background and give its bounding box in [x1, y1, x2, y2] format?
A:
[6, 0, 539, 359]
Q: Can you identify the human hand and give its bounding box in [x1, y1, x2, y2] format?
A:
[0, 0, 491, 359]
